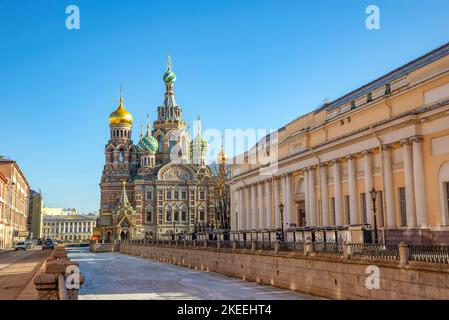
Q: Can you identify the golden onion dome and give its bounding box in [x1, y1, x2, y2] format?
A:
[109, 97, 133, 126]
[217, 148, 227, 164]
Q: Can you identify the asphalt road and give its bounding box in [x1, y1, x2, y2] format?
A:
[0, 247, 49, 300]
[68, 247, 319, 300]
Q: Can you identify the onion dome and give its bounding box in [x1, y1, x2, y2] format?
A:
[162, 53, 177, 84]
[109, 97, 133, 126]
[137, 115, 158, 154]
[137, 132, 158, 155]
[217, 147, 227, 164]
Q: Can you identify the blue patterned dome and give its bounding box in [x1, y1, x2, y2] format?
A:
[137, 132, 158, 155]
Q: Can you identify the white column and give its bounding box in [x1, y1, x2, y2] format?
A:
[333, 160, 344, 225]
[230, 188, 235, 230]
[320, 164, 330, 226]
[363, 151, 374, 225]
[286, 174, 293, 227]
[251, 184, 257, 230]
[304, 169, 310, 226]
[257, 182, 263, 230]
[308, 167, 317, 226]
[412, 136, 428, 227]
[347, 155, 358, 225]
[401, 139, 416, 227]
[238, 188, 244, 230]
[245, 186, 251, 230]
[265, 180, 272, 228]
[273, 177, 280, 228]
[383, 146, 396, 228]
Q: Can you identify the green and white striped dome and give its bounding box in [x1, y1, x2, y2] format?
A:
[137, 132, 158, 155]
[163, 68, 176, 84]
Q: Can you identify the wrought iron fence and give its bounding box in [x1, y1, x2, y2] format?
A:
[350, 243, 399, 260]
[220, 240, 233, 248]
[256, 241, 275, 250]
[409, 245, 449, 264]
[280, 241, 305, 252]
[312, 242, 343, 255]
[238, 241, 252, 249]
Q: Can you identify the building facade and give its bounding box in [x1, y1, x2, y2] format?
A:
[230, 43, 449, 245]
[42, 213, 97, 242]
[98, 56, 215, 241]
[0, 158, 30, 248]
[0, 172, 8, 249]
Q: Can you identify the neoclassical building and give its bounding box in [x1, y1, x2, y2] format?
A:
[229, 43, 449, 245]
[42, 213, 97, 242]
[98, 56, 215, 241]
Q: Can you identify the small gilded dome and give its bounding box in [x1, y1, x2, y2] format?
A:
[137, 132, 158, 155]
[217, 148, 227, 164]
[109, 98, 133, 126]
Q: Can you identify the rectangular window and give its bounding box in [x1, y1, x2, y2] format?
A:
[330, 197, 336, 225]
[200, 191, 205, 200]
[166, 191, 171, 200]
[377, 191, 384, 227]
[146, 211, 152, 223]
[399, 187, 407, 227]
[360, 193, 367, 224]
[146, 191, 152, 200]
[181, 191, 187, 200]
[344, 195, 350, 225]
[174, 191, 179, 200]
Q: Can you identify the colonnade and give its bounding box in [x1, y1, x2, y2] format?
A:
[233, 136, 427, 230]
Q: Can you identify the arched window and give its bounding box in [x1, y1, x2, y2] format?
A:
[181, 204, 188, 222]
[173, 205, 179, 221]
[158, 136, 163, 152]
[146, 209, 153, 223]
[118, 150, 124, 163]
[198, 206, 205, 222]
[165, 205, 172, 222]
[439, 161, 449, 226]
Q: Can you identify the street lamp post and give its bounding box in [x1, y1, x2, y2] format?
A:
[279, 203, 285, 241]
[369, 187, 379, 244]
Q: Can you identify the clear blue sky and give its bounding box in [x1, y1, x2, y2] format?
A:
[1, 0, 448, 213]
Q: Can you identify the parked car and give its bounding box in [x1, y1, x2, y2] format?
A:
[14, 241, 27, 251]
[25, 240, 35, 249]
[42, 240, 55, 250]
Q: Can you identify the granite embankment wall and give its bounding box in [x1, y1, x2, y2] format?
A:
[119, 242, 449, 300]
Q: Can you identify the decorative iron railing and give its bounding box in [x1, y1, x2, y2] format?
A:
[409, 245, 449, 264]
[312, 242, 342, 255]
[350, 243, 399, 260]
[280, 241, 304, 252]
[118, 240, 449, 265]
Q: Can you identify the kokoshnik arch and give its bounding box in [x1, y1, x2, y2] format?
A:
[97, 55, 216, 241]
[229, 42, 449, 245]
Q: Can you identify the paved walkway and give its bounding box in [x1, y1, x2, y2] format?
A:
[0, 248, 49, 300]
[68, 247, 318, 300]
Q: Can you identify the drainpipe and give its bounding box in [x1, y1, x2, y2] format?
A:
[371, 126, 387, 244]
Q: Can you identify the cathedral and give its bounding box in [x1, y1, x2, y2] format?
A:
[98, 56, 216, 241]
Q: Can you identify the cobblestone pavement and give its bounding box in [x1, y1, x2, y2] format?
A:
[68, 247, 319, 300]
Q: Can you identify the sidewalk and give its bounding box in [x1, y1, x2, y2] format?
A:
[0, 248, 14, 255]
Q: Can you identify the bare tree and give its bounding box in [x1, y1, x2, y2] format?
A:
[209, 161, 231, 230]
